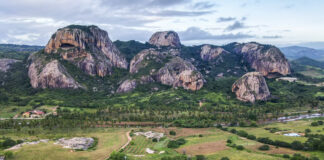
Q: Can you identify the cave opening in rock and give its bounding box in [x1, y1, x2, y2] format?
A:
[60, 43, 75, 48]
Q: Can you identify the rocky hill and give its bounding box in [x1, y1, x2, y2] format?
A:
[0, 24, 293, 103]
[232, 72, 271, 103]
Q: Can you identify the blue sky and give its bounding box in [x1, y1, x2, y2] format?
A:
[0, 0, 323, 48]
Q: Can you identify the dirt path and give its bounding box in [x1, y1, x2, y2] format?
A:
[104, 131, 132, 160]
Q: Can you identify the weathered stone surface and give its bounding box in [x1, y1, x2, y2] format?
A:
[28, 54, 81, 89]
[0, 58, 20, 72]
[45, 25, 127, 77]
[232, 72, 270, 103]
[200, 45, 230, 62]
[149, 31, 181, 48]
[156, 57, 204, 91]
[55, 137, 94, 150]
[232, 42, 291, 77]
[116, 79, 137, 93]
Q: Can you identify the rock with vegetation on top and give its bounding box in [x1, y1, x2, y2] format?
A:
[149, 31, 181, 48]
[200, 45, 230, 62]
[44, 25, 128, 77]
[232, 72, 270, 103]
[28, 53, 82, 89]
[0, 58, 20, 72]
[230, 42, 291, 78]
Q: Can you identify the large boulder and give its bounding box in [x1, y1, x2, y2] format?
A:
[45, 25, 127, 77]
[230, 42, 290, 78]
[149, 31, 181, 48]
[28, 54, 81, 89]
[200, 45, 230, 62]
[232, 72, 270, 103]
[0, 58, 20, 72]
[156, 57, 204, 91]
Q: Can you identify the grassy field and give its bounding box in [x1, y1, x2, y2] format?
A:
[1, 128, 129, 160]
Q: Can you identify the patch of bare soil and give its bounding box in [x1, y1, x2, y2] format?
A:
[176, 141, 228, 155]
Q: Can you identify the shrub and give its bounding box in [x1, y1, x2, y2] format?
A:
[311, 122, 319, 126]
[226, 139, 232, 144]
[236, 145, 244, 150]
[237, 130, 248, 137]
[247, 134, 256, 140]
[283, 154, 290, 158]
[258, 144, 270, 151]
[216, 124, 222, 128]
[169, 130, 176, 136]
[199, 134, 203, 137]
[318, 121, 323, 125]
[291, 141, 304, 150]
[250, 122, 258, 127]
[152, 138, 158, 142]
[230, 129, 237, 133]
[221, 157, 230, 160]
[4, 151, 13, 158]
[195, 155, 206, 160]
[305, 129, 311, 133]
[167, 138, 186, 148]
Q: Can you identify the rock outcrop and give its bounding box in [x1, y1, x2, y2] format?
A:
[0, 58, 20, 72]
[232, 42, 290, 78]
[232, 72, 270, 103]
[200, 45, 230, 63]
[156, 57, 204, 91]
[149, 31, 181, 48]
[28, 53, 81, 89]
[116, 79, 137, 93]
[45, 25, 127, 77]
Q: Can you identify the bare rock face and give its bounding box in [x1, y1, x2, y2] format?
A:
[156, 57, 204, 91]
[232, 42, 290, 78]
[232, 72, 270, 103]
[149, 31, 181, 48]
[200, 45, 230, 62]
[116, 79, 137, 93]
[45, 25, 127, 77]
[28, 54, 81, 89]
[0, 58, 20, 72]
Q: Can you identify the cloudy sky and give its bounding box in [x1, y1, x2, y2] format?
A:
[0, 0, 324, 48]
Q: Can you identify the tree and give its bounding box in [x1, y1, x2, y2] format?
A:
[258, 145, 270, 151]
[108, 151, 127, 160]
[169, 130, 176, 136]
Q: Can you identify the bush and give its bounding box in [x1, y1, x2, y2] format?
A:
[226, 139, 232, 144]
[108, 151, 127, 160]
[258, 144, 270, 151]
[167, 138, 186, 148]
[283, 154, 290, 158]
[305, 129, 311, 133]
[195, 155, 206, 160]
[4, 151, 13, 158]
[291, 141, 304, 150]
[318, 121, 323, 125]
[311, 122, 319, 126]
[169, 130, 176, 136]
[230, 129, 237, 133]
[247, 134, 256, 140]
[152, 138, 158, 142]
[237, 130, 248, 137]
[236, 145, 244, 150]
[221, 157, 230, 160]
[199, 134, 203, 137]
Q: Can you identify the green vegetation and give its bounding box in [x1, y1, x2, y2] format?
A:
[0, 44, 42, 60]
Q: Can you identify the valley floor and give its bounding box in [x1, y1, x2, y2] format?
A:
[1, 117, 324, 160]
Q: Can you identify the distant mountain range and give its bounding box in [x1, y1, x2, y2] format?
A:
[280, 46, 324, 61]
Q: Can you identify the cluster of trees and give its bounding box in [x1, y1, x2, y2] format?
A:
[221, 127, 324, 152]
[0, 137, 22, 149]
[167, 138, 186, 148]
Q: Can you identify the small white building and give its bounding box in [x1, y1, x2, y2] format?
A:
[276, 77, 297, 82]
